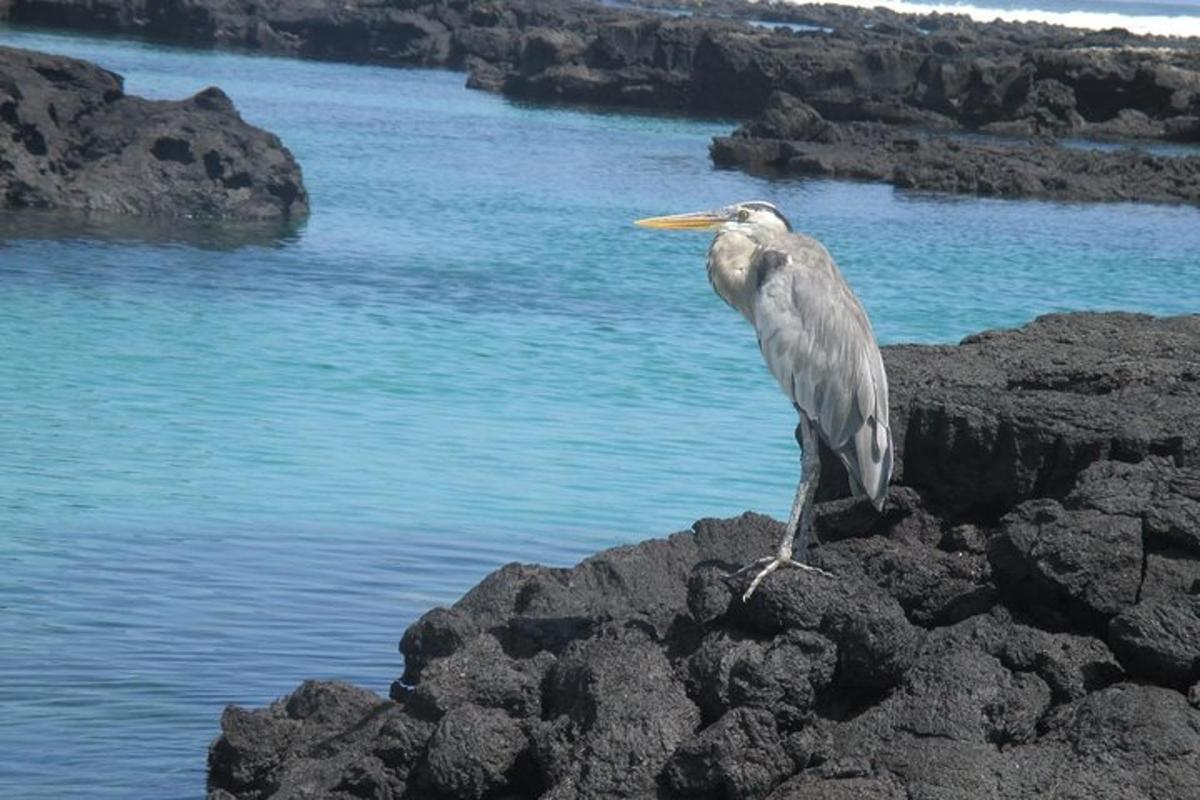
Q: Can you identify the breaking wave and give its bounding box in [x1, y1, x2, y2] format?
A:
[780, 0, 1200, 37]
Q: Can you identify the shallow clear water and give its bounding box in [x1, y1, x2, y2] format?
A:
[1, 24, 1198, 799]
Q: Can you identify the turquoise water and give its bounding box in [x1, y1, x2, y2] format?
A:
[1, 24, 1198, 799]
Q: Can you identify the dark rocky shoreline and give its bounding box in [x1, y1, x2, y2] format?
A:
[207, 311, 1200, 800]
[713, 91, 1200, 203]
[4, 0, 1200, 205]
[0, 45, 307, 219]
[7, 0, 1200, 127]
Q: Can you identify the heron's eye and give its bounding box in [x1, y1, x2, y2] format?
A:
[736, 209, 749, 222]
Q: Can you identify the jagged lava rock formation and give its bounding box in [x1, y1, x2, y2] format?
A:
[4, 0, 1200, 135]
[713, 92, 1200, 204]
[208, 311, 1200, 800]
[0, 45, 307, 219]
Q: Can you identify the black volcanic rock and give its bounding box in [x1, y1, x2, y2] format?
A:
[1110, 597, 1200, 688]
[0, 45, 307, 220]
[208, 312, 1200, 800]
[5, 0, 1200, 131]
[811, 530, 993, 627]
[535, 629, 702, 797]
[713, 92, 1200, 204]
[990, 500, 1144, 628]
[685, 628, 837, 726]
[725, 567, 922, 692]
[208, 680, 414, 798]
[423, 704, 527, 798]
[815, 311, 1200, 509]
[662, 706, 794, 800]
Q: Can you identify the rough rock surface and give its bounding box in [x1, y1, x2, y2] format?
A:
[0, 45, 307, 219]
[713, 91, 1200, 204]
[207, 311, 1200, 800]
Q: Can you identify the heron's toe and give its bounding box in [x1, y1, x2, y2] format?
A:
[722, 556, 775, 582]
[784, 559, 835, 579]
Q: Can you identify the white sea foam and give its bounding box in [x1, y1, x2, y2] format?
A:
[776, 0, 1200, 37]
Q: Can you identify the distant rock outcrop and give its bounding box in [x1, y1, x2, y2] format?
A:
[4, 0, 1200, 134]
[207, 312, 1200, 800]
[0, 45, 307, 220]
[713, 91, 1200, 203]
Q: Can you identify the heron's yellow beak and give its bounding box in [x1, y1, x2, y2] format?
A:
[634, 211, 725, 230]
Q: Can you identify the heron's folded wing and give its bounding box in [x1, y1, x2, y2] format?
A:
[752, 238, 892, 505]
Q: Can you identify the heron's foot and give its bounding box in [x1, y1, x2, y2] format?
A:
[725, 554, 834, 603]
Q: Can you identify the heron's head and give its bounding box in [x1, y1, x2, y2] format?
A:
[635, 201, 792, 244]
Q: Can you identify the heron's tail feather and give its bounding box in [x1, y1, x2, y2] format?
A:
[839, 415, 893, 511]
[870, 424, 894, 511]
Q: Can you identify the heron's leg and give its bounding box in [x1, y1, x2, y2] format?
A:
[728, 413, 832, 601]
[789, 413, 823, 559]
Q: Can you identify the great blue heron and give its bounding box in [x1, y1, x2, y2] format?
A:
[636, 201, 893, 601]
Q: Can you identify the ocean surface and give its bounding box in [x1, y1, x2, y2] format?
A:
[1, 18, 1198, 800]
[809, 0, 1200, 35]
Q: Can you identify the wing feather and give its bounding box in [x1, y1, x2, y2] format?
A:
[751, 235, 893, 508]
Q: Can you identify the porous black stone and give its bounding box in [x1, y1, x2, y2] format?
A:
[0, 45, 307, 220]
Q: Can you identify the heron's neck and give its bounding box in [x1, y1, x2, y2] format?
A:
[707, 230, 758, 323]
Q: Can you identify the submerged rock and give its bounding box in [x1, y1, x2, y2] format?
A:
[0, 46, 307, 220]
[207, 312, 1200, 800]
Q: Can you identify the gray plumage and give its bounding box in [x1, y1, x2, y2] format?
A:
[718, 228, 892, 509]
[637, 200, 892, 599]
